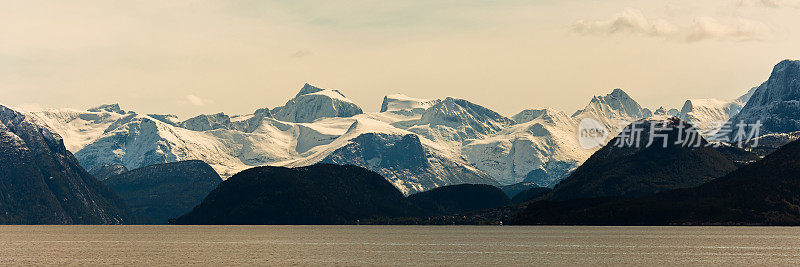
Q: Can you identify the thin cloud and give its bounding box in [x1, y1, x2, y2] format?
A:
[686, 17, 772, 42]
[573, 8, 678, 37]
[290, 50, 313, 58]
[738, 0, 800, 8]
[185, 95, 214, 107]
[572, 8, 773, 42]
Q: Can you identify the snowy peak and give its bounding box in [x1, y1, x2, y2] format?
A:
[512, 109, 548, 124]
[677, 86, 756, 138]
[653, 107, 678, 117]
[179, 112, 231, 131]
[296, 83, 348, 100]
[463, 107, 586, 187]
[422, 97, 513, 127]
[512, 108, 570, 125]
[296, 83, 325, 97]
[589, 88, 648, 119]
[410, 97, 514, 144]
[722, 59, 800, 140]
[379, 94, 439, 113]
[746, 60, 800, 107]
[88, 103, 126, 114]
[572, 88, 650, 131]
[272, 84, 364, 123]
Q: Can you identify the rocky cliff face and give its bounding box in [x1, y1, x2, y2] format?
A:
[0, 105, 136, 224]
[722, 60, 800, 141]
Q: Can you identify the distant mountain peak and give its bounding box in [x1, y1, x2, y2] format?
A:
[774, 59, 800, 72]
[88, 103, 126, 114]
[609, 88, 630, 98]
[296, 83, 325, 97]
[721, 59, 800, 140]
[273, 84, 363, 123]
[512, 108, 564, 124]
[572, 88, 649, 130]
[380, 94, 438, 113]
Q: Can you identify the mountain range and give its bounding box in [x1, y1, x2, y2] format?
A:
[12, 60, 799, 197]
[3, 59, 800, 225]
[21, 85, 671, 191]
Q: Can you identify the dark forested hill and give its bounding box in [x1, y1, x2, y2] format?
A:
[546, 118, 753, 201]
[407, 184, 510, 215]
[513, 139, 800, 225]
[103, 160, 222, 224]
[170, 164, 420, 225]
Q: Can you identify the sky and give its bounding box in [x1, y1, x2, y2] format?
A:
[2, 0, 800, 118]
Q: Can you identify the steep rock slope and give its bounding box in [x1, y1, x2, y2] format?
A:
[0, 105, 135, 224]
[103, 160, 222, 224]
[722, 60, 800, 141]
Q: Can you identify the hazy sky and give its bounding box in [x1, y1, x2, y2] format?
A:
[2, 0, 799, 118]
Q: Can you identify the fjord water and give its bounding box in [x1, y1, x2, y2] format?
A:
[1, 226, 799, 265]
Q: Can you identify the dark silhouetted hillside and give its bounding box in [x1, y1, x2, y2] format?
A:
[407, 184, 510, 215]
[513, 139, 800, 225]
[103, 160, 222, 224]
[170, 164, 420, 225]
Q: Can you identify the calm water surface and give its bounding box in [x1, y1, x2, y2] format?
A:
[1, 226, 800, 265]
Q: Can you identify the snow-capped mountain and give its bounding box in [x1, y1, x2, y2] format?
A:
[677, 87, 756, 137]
[461, 89, 651, 187]
[26, 107, 129, 152]
[463, 108, 591, 186]
[404, 97, 515, 147]
[0, 105, 135, 224]
[653, 107, 679, 117]
[21, 84, 669, 192]
[380, 94, 440, 116]
[25, 85, 501, 195]
[572, 88, 652, 132]
[271, 83, 363, 123]
[721, 60, 800, 141]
